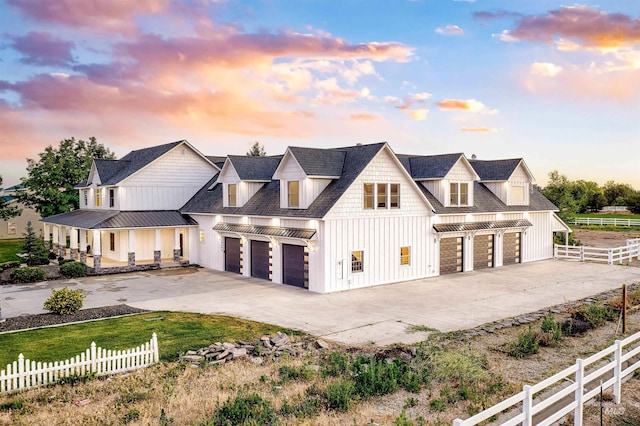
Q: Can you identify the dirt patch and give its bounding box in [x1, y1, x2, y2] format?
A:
[572, 227, 640, 247]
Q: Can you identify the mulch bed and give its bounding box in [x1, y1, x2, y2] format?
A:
[0, 305, 148, 333]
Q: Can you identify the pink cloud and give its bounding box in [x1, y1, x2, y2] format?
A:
[7, 0, 170, 35]
[349, 113, 378, 121]
[435, 25, 464, 36]
[461, 127, 494, 133]
[10, 32, 75, 66]
[437, 99, 497, 114]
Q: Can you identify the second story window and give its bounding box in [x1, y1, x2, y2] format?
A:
[377, 183, 387, 208]
[228, 184, 237, 207]
[390, 184, 400, 208]
[512, 185, 525, 203]
[83, 189, 88, 207]
[450, 182, 469, 206]
[288, 181, 299, 207]
[95, 189, 102, 207]
[109, 189, 115, 208]
[363, 183, 374, 209]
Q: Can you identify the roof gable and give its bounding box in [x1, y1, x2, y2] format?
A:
[469, 158, 533, 182]
[274, 146, 346, 179]
[399, 153, 464, 180]
[226, 155, 282, 181]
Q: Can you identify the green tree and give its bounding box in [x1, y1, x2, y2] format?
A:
[603, 181, 635, 206]
[627, 191, 640, 214]
[22, 221, 49, 266]
[541, 171, 579, 221]
[246, 141, 266, 157]
[0, 175, 22, 220]
[572, 180, 606, 212]
[16, 137, 115, 217]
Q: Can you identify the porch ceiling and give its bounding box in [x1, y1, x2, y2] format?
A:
[433, 219, 532, 233]
[42, 210, 197, 229]
[213, 222, 316, 239]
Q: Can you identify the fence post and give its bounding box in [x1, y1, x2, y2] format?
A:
[152, 333, 159, 363]
[554, 244, 558, 258]
[18, 354, 24, 391]
[452, 420, 464, 426]
[608, 249, 613, 265]
[523, 385, 533, 426]
[574, 359, 584, 425]
[580, 246, 584, 262]
[614, 340, 623, 404]
[91, 342, 97, 373]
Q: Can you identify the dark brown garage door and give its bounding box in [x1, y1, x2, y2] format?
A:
[473, 234, 494, 270]
[283, 244, 307, 288]
[225, 237, 241, 274]
[503, 232, 521, 265]
[251, 240, 271, 280]
[440, 237, 463, 275]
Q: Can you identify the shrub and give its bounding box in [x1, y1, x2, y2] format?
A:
[60, 261, 88, 278]
[352, 356, 400, 397]
[539, 313, 562, 346]
[560, 318, 591, 336]
[0, 399, 24, 412]
[0, 260, 21, 271]
[326, 380, 355, 412]
[430, 348, 489, 384]
[574, 303, 617, 328]
[207, 392, 278, 425]
[121, 409, 140, 424]
[43, 287, 84, 315]
[58, 258, 74, 266]
[429, 398, 445, 412]
[322, 351, 350, 377]
[10, 266, 46, 283]
[507, 328, 540, 358]
[48, 251, 57, 259]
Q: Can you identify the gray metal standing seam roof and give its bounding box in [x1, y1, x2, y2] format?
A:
[227, 155, 283, 181]
[42, 210, 197, 229]
[213, 223, 316, 239]
[288, 146, 346, 177]
[469, 159, 522, 181]
[433, 219, 532, 233]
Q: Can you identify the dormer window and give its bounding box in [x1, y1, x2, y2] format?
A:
[512, 185, 525, 203]
[95, 189, 102, 207]
[109, 189, 115, 208]
[228, 184, 237, 207]
[377, 184, 387, 208]
[83, 190, 88, 207]
[450, 182, 469, 206]
[287, 181, 299, 207]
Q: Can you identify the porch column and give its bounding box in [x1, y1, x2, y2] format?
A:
[70, 227, 78, 260]
[52, 225, 59, 251]
[43, 224, 50, 251]
[93, 230, 102, 271]
[79, 230, 87, 264]
[464, 233, 474, 272]
[58, 226, 66, 258]
[128, 230, 136, 267]
[154, 229, 161, 264]
[494, 231, 504, 268]
[173, 228, 181, 262]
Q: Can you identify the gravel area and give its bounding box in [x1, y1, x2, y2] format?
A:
[0, 304, 148, 333]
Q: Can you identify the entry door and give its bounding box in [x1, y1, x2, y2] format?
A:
[179, 234, 184, 257]
[503, 232, 521, 265]
[282, 244, 306, 288]
[225, 237, 241, 274]
[440, 237, 464, 275]
[251, 240, 271, 280]
[473, 235, 494, 270]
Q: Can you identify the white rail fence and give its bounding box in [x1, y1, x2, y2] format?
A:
[554, 240, 640, 265]
[571, 217, 640, 227]
[453, 330, 640, 425]
[1, 333, 158, 394]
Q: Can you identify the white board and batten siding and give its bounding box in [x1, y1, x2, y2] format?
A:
[118, 145, 217, 210]
[275, 154, 333, 209]
[443, 159, 476, 206]
[521, 211, 555, 262]
[322, 147, 435, 292]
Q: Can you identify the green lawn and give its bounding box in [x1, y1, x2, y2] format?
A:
[0, 239, 24, 263]
[0, 312, 293, 367]
[575, 213, 640, 219]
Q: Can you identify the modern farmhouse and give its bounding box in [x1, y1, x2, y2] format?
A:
[42, 140, 570, 293]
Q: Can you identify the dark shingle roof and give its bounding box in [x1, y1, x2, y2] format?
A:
[288, 147, 346, 177]
[93, 159, 126, 184]
[227, 156, 283, 181]
[419, 182, 558, 214]
[213, 223, 316, 239]
[181, 143, 386, 218]
[469, 159, 522, 181]
[397, 153, 464, 180]
[206, 156, 227, 169]
[42, 210, 197, 229]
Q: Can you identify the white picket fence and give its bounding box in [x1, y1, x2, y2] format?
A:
[453, 330, 640, 425]
[0, 333, 158, 393]
[572, 217, 640, 227]
[554, 240, 640, 265]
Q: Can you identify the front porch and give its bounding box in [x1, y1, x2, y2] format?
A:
[41, 210, 197, 275]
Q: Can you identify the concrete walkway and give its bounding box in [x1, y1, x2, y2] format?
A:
[1, 260, 638, 345]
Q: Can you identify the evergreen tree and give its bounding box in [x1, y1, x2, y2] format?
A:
[22, 221, 49, 266]
[246, 141, 266, 157]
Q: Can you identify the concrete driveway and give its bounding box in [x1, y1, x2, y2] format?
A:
[1, 260, 639, 345]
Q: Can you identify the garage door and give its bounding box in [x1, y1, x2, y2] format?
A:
[251, 240, 271, 280]
[282, 244, 307, 288]
[440, 237, 463, 275]
[225, 237, 241, 274]
[473, 234, 494, 270]
[503, 232, 521, 265]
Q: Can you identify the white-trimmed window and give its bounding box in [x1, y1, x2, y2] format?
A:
[512, 185, 525, 203]
[351, 250, 363, 273]
[363, 183, 374, 209]
[8, 222, 16, 235]
[109, 188, 115, 208]
[199, 230, 205, 242]
[83, 189, 88, 207]
[400, 246, 410, 265]
[288, 181, 299, 207]
[390, 184, 400, 208]
[95, 189, 102, 207]
[377, 183, 387, 208]
[228, 184, 237, 207]
[109, 232, 115, 251]
[450, 182, 469, 206]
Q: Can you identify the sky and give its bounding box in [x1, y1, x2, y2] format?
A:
[0, 0, 639, 189]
